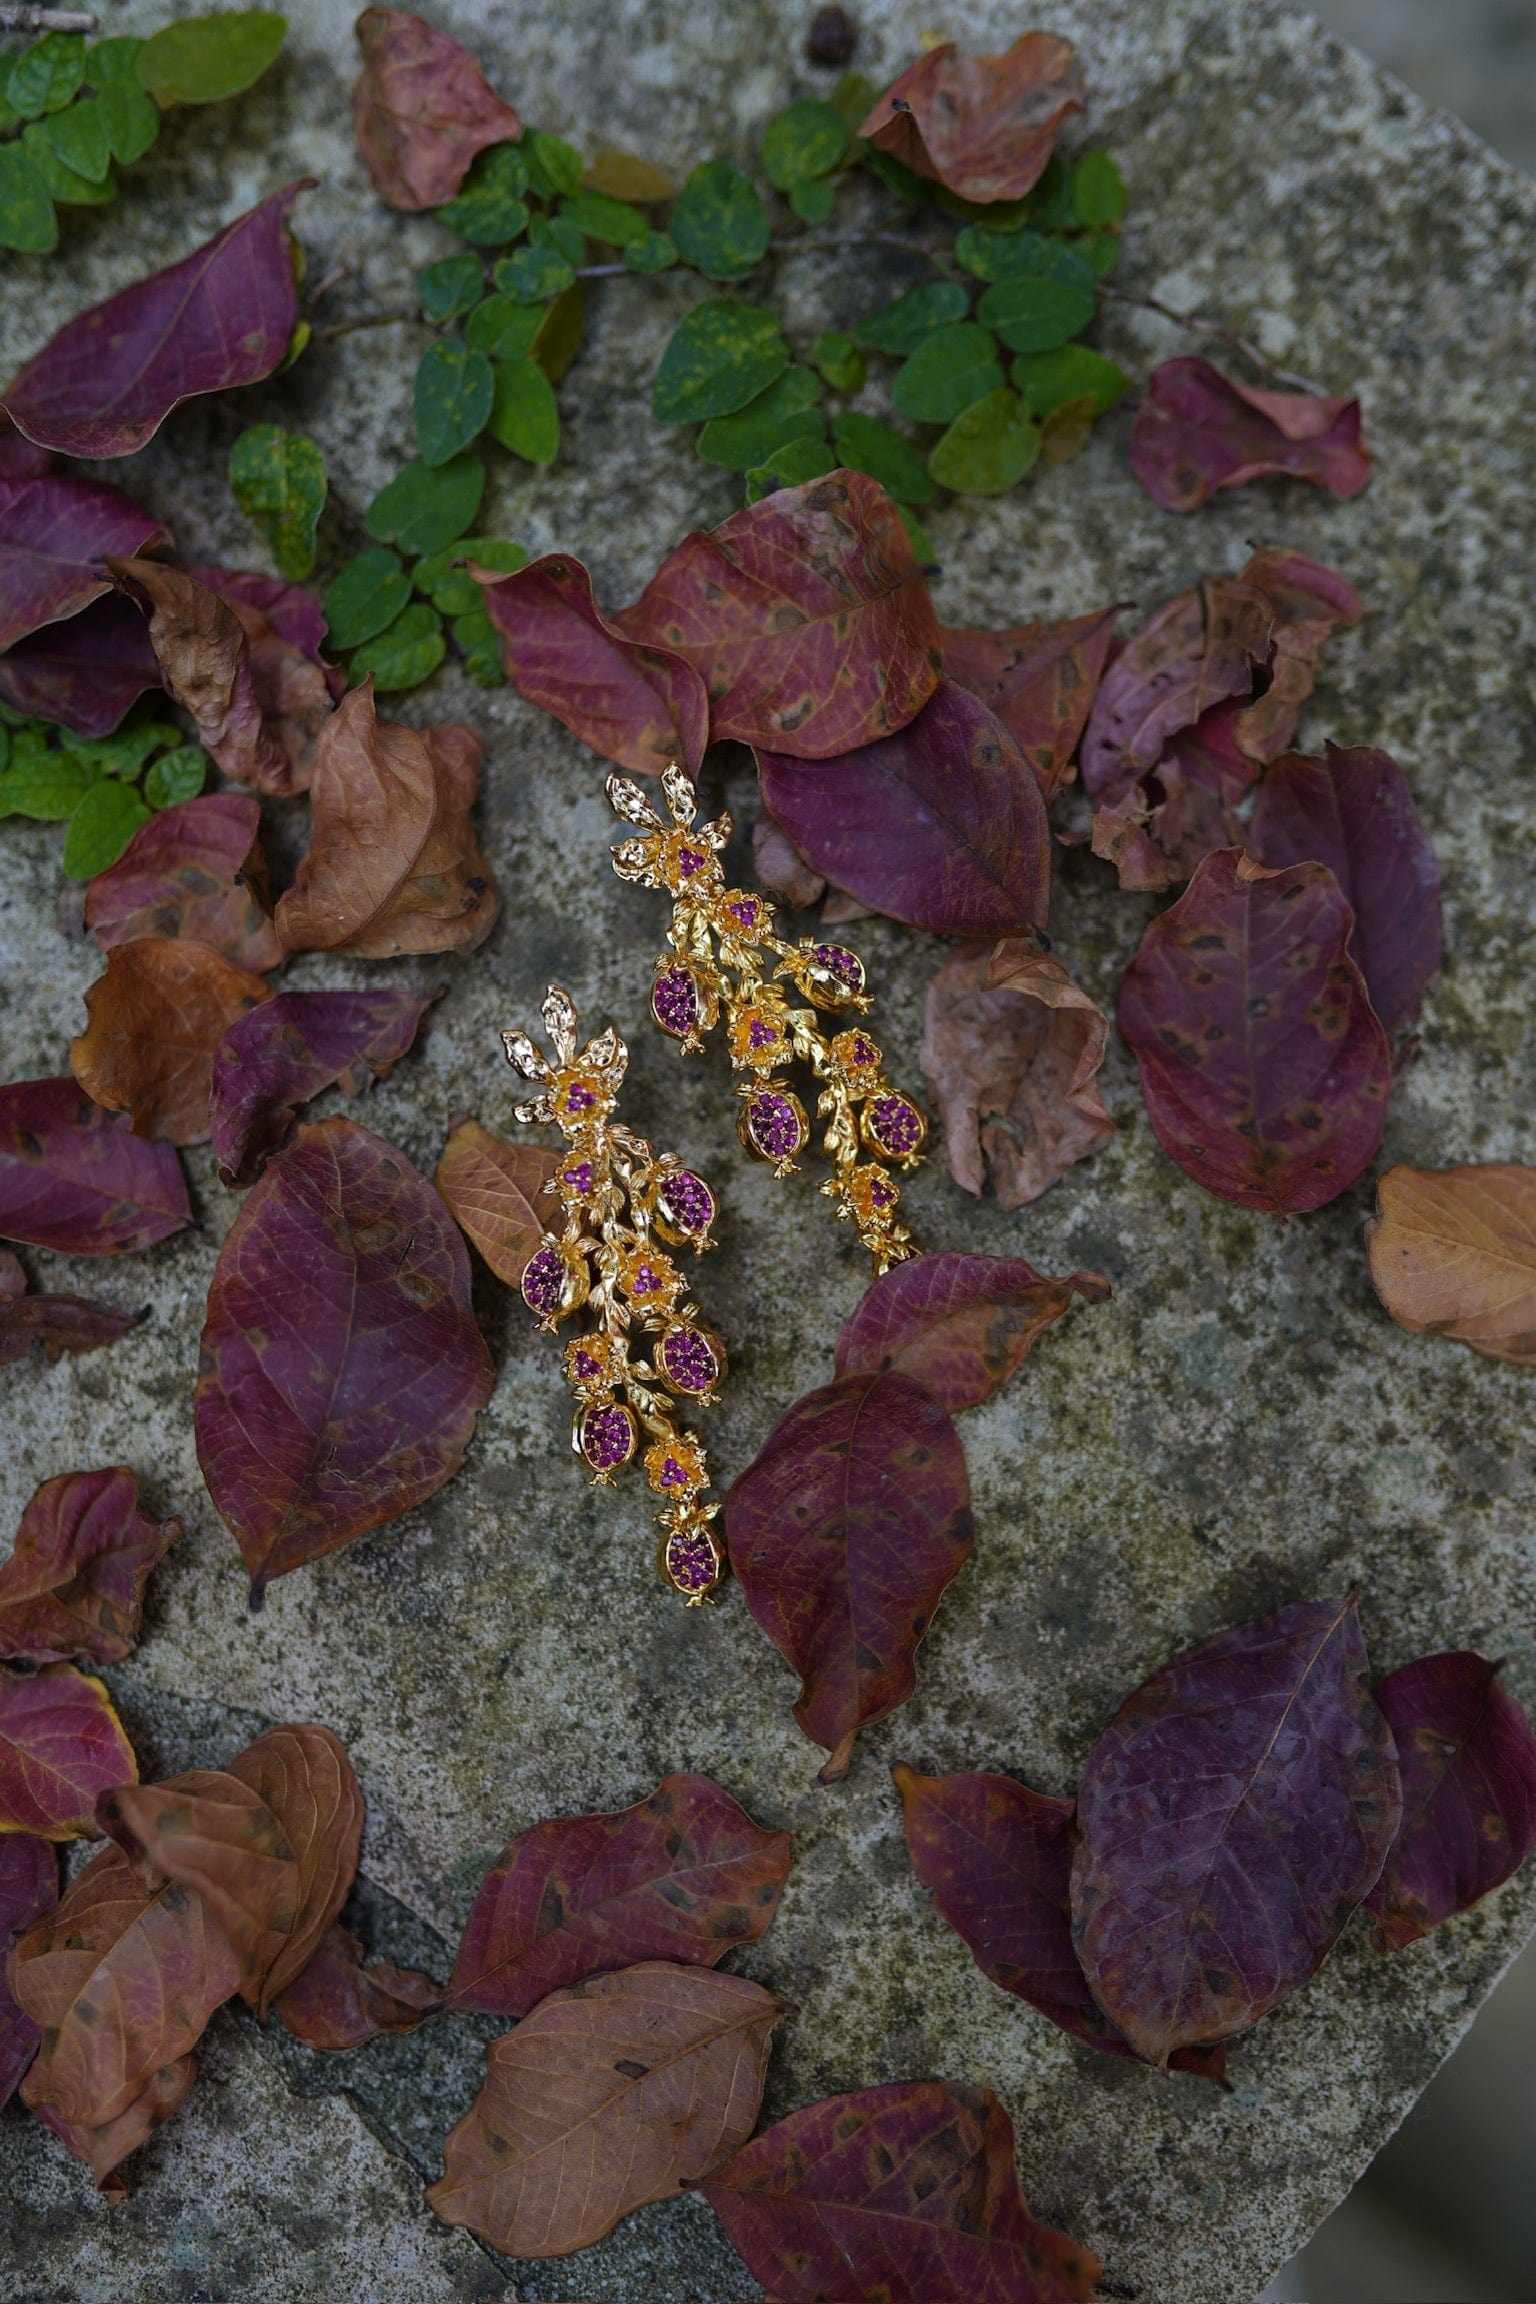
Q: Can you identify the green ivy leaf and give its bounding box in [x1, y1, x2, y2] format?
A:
[976, 272, 1096, 353]
[854, 280, 969, 356]
[789, 176, 835, 225]
[624, 230, 677, 275]
[465, 293, 542, 357]
[493, 244, 573, 304]
[414, 341, 495, 466]
[927, 387, 1039, 495]
[559, 189, 648, 247]
[859, 145, 929, 205]
[761, 99, 847, 190]
[890, 322, 1003, 424]
[134, 11, 285, 105]
[350, 601, 445, 693]
[895, 501, 937, 566]
[323, 547, 412, 650]
[1086, 230, 1121, 280]
[22, 120, 115, 204]
[63, 780, 151, 876]
[0, 145, 57, 253]
[1024, 153, 1074, 231]
[1012, 344, 1127, 418]
[811, 330, 865, 394]
[745, 433, 838, 502]
[69, 720, 181, 778]
[439, 143, 530, 245]
[451, 605, 504, 685]
[521, 128, 582, 200]
[413, 535, 526, 615]
[229, 423, 327, 579]
[652, 300, 788, 423]
[85, 36, 145, 85]
[99, 80, 159, 164]
[36, 96, 112, 182]
[831, 411, 935, 504]
[8, 32, 85, 118]
[528, 211, 584, 268]
[827, 71, 878, 131]
[669, 159, 769, 281]
[418, 251, 484, 322]
[1071, 148, 1126, 228]
[0, 751, 91, 819]
[955, 228, 1093, 287]
[143, 746, 207, 808]
[531, 282, 583, 381]
[367, 456, 485, 556]
[697, 366, 825, 471]
[488, 356, 559, 464]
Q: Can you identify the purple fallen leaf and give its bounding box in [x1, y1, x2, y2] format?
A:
[0, 1662, 139, 1837]
[0, 438, 52, 480]
[752, 811, 826, 909]
[353, 5, 522, 212]
[1130, 356, 1371, 513]
[84, 791, 284, 973]
[0, 472, 170, 653]
[1230, 548, 1362, 766]
[1249, 743, 1443, 1036]
[0, 186, 310, 460]
[1071, 1593, 1402, 2063]
[0, 1076, 191, 1256]
[0, 593, 162, 737]
[757, 680, 1050, 939]
[274, 1922, 441, 2048]
[0, 1833, 56, 2109]
[835, 1250, 1108, 1415]
[0, 1467, 178, 1666]
[0, 1285, 146, 1369]
[1366, 1652, 1536, 1950]
[210, 984, 442, 1186]
[940, 606, 1121, 802]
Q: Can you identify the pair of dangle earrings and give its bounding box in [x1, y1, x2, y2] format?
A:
[502, 763, 928, 1602]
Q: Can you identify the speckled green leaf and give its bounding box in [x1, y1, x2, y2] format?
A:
[1072, 149, 1126, 227]
[890, 322, 1003, 423]
[669, 159, 769, 281]
[22, 121, 115, 204]
[954, 227, 1088, 286]
[366, 456, 485, 556]
[36, 95, 112, 182]
[144, 746, 207, 808]
[1087, 231, 1121, 279]
[530, 282, 582, 381]
[414, 535, 526, 615]
[1024, 153, 1073, 230]
[414, 341, 495, 466]
[929, 388, 1039, 495]
[349, 601, 445, 692]
[229, 423, 327, 579]
[99, 80, 159, 164]
[134, 11, 285, 105]
[488, 356, 559, 465]
[651, 301, 787, 423]
[418, 252, 483, 322]
[855, 280, 969, 356]
[761, 98, 846, 190]
[8, 33, 84, 118]
[744, 434, 837, 501]
[896, 502, 936, 565]
[624, 230, 677, 275]
[978, 273, 1096, 354]
[323, 548, 411, 650]
[1012, 345, 1127, 418]
[85, 36, 145, 85]
[438, 143, 529, 245]
[0, 751, 90, 820]
[698, 367, 825, 470]
[522, 128, 582, 200]
[789, 176, 835, 224]
[464, 293, 542, 358]
[831, 411, 935, 504]
[811, 330, 864, 393]
[451, 605, 503, 683]
[494, 244, 573, 304]
[70, 720, 181, 779]
[0, 146, 56, 253]
[560, 189, 647, 247]
[528, 211, 584, 268]
[63, 780, 151, 877]
[827, 69, 877, 129]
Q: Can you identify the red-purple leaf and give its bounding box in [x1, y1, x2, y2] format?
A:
[274, 1921, 441, 2048]
[211, 984, 441, 1186]
[1071, 1594, 1402, 2063]
[0, 1076, 191, 1256]
[188, 565, 333, 670]
[704, 2078, 1100, 2303]
[1229, 548, 1362, 766]
[893, 1766, 1225, 2082]
[353, 6, 521, 212]
[84, 791, 283, 973]
[725, 1372, 974, 1782]
[0, 592, 162, 737]
[0, 437, 52, 479]
[477, 552, 709, 777]
[447, 1772, 792, 2016]
[0, 1833, 56, 2110]
[856, 33, 1085, 205]
[1117, 850, 1392, 1214]
[758, 680, 1050, 939]
[1130, 356, 1371, 513]
[940, 607, 1120, 801]
[0, 1468, 177, 1665]
[836, 1251, 1109, 1415]
[70, 937, 275, 1148]
[186, 563, 340, 777]
[194, 1115, 495, 1601]
[617, 470, 941, 759]
[1249, 743, 1443, 1035]
[1365, 1652, 1536, 1950]
[0, 187, 309, 460]
[752, 811, 826, 908]
[0, 472, 170, 653]
[0, 1662, 138, 1837]
[0, 1270, 147, 1368]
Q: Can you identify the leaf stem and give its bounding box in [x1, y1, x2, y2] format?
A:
[1097, 284, 1326, 393]
[0, 4, 97, 26]
[311, 307, 418, 342]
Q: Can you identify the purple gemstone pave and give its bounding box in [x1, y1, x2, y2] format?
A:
[745, 1091, 805, 1160]
[652, 965, 702, 1038]
[580, 1402, 635, 1471]
[666, 1528, 719, 1593]
[814, 942, 864, 989]
[522, 1244, 564, 1316]
[657, 1171, 714, 1237]
[660, 1326, 719, 1396]
[868, 1095, 923, 1156]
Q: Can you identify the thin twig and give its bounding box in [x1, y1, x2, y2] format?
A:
[1098, 284, 1325, 393]
[575, 262, 627, 280]
[305, 261, 351, 309]
[311, 306, 417, 342]
[0, 4, 96, 28]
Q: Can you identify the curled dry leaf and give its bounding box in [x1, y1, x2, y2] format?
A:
[109, 559, 296, 797]
[941, 606, 1121, 802]
[190, 564, 339, 780]
[0, 1076, 191, 1255]
[211, 983, 442, 1186]
[225, 1723, 365, 2012]
[0, 186, 309, 460]
[922, 942, 1114, 1208]
[97, 1770, 300, 2006]
[448, 1772, 792, 2016]
[0, 469, 170, 653]
[1, 1835, 57, 2110]
[434, 1116, 563, 1288]
[195, 1117, 495, 1601]
[1118, 851, 1391, 1214]
[1071, 1594, 1401, 2064]
[705, 2077, 1100, 2304]
[1250, 743, 1442, 1034]
[0, 1467, 177, 1665]
[759, 680, 1050, 939]
[1230, 548, 1362, 766]
[275, 1922, 440, 2049]
[1366, 1653, 1536, 1950]
[428, 1962, 781, 2257]
[30, 2048, 197, 2195]
[752, 811, 826, 909]
[275, 680, 500, 957]
[70, 937, 274, 1149]
[1130, 356, 1371, 514]
[0, 593, 163, 739]
[1365, 1163, 1536, 1364]
[857, 33, 1085, 204]
[893, 1767, 1225, 2082]
[84, 791, 284, 973]
[0, 1662, 137, 1837]
[478, 552, 709, 778]
[726, 1371, 974, 1781]
[617, 470, 941, 759]
[835, 1250, 1109, 1416]
[353, 5, 521, 212]
[0, 1259, 147, 1369]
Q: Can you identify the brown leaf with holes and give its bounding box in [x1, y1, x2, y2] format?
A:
[435, 1117, 561, 1286]
[108, 560, 299, 796]
[275, 679, 499, 957]
[1366, 1164, 1536, 1364]
[70, 937, 274, 1146]
[274, 1922, 441, 2048]
[858, 33, 1084, 204]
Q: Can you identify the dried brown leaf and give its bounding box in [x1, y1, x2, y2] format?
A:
[1366, 1163, 1536, 1364]
[70, 937, 274, 1147]
[434, 1117, 561, 1286]
[108, 560, 299, 796]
